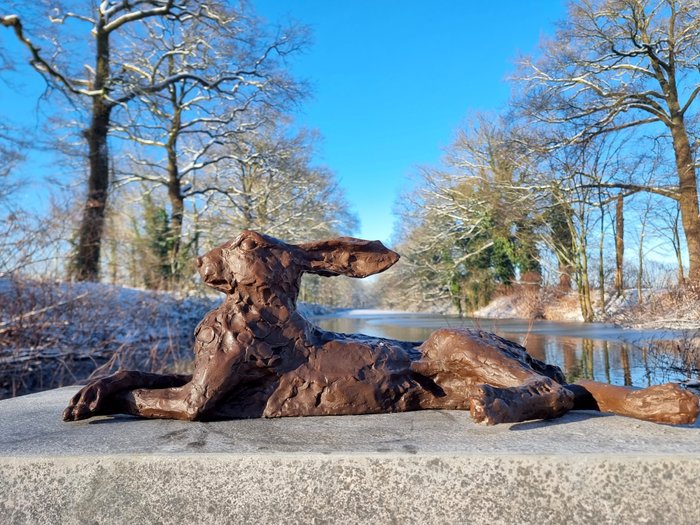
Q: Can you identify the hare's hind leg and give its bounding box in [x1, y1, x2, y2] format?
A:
[412, 328, 573, 424]
[568, 380, 699, 425]
[414, 328, 556, 388]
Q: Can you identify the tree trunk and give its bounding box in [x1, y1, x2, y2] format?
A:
[71, 24, 111, 282]
[578, 260, 594, 322]
[549, 200, 575, 291]
[108, 213, 118, 285]
[574, 217, 594, 323]
[672, 205, 685, 285]
[165, 63, 184, 283]
[614, 194, 624, 296]
[166, 135, 184, 280]
[598, 202, 605, 310]
[670, 119, 700, 284]
[637, 217, 646, 304]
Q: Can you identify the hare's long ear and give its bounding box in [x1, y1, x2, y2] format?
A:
[296, 237, 399, 278]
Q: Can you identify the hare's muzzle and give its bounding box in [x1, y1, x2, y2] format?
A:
[196, 254, 215, 282]
[199, 262, 215, 282]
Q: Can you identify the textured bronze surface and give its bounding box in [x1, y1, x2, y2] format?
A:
[63, 231, 699, 425]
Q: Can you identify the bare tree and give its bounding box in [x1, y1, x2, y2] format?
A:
[539, 132, 637, 321]
[194, 128, 357, 247]
[517, 0, 700, 283]
[0, 124, 24, 200]
[112, 9, 306, 281]
[596, 186, 608, 308]
[384, 116, 548, 314]
[647, 194, 687, 284]
[1, 1, 283, 281]
[0, 124, 25, 275]
[544, 146, 597, 322]
[636, 194, 655, 301]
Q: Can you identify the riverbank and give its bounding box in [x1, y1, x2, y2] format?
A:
[473, 286, 700, 332]
[474, 288, 584, 323]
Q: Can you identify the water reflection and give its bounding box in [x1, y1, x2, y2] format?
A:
[316, 311, 696, 388]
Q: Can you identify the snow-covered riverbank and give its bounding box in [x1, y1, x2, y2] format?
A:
[473, 287, 700, 331]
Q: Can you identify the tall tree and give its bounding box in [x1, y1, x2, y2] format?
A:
[652, 198, 686, 284]
[518, 0, 700, 282]
[112, 10, 305, 281]
[387, 117, 546, 313]
[544, 145, 598, 322]
[1, 1, 282, 281]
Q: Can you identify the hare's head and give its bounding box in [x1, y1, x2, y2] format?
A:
[196, 230, 399, 307]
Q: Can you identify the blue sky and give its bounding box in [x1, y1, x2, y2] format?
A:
[2, 1, 568, 243]
[254, 1, 568, 242]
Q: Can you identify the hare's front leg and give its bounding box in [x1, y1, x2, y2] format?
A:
[115, 347, 253, 421]
[63, 371, 191, 421]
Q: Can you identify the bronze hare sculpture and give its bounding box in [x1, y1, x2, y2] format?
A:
[64, 230, 699, 425]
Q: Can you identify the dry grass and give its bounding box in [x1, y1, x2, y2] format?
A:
[539, 289, 584, 322]
[0, 274, 217, 399]
[634, 329, 700, 384]
[605, 285, 700, 330]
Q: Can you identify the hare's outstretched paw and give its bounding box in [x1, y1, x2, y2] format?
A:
[63, 379, 112, 421]
[572, 380, 700, 424]
[624, 382, 699, 425]
[62, 371, 136, 421]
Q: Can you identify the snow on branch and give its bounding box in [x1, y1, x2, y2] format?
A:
[103, 1, 175, 33]
[0, 15, 100, 97]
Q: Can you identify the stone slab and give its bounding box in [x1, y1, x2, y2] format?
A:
[1, 387, 700, 524]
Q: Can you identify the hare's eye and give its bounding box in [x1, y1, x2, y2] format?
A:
[240, 237, 258, 251]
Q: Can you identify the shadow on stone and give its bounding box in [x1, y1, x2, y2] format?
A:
[508, 410, 609, 431]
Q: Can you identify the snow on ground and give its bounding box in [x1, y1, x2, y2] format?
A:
[0, 277, 216, 398]
[473, 295, 527, 320]
[604, 288, 700, 330]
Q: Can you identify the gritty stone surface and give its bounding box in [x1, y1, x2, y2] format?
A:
[2, 387, 700, 524]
